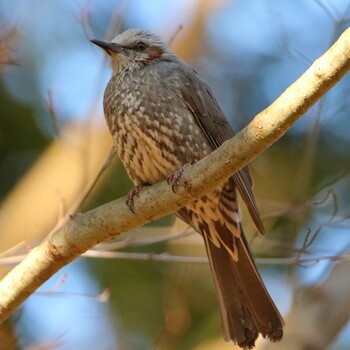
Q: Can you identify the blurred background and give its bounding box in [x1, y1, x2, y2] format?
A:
[1, 0, 350, 349]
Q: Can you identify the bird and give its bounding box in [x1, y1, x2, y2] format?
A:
[91, 28, 284, 349]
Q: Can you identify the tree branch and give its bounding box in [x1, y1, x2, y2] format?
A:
[1, 27, 350, 323]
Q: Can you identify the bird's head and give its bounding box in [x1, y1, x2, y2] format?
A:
[91, 28, 174, 73]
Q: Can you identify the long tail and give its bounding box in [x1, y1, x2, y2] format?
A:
[203, 224, 283, 348]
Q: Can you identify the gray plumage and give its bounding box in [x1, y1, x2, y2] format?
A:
[92, 28, 283, 348]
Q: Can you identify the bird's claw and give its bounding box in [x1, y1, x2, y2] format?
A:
[126, 184, 147, 213]
[167, 163, 192, 193]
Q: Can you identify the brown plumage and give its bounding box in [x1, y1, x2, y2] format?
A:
[91, 28, 283, 348]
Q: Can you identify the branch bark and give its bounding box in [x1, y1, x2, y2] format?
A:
[1, 27, 350, 324]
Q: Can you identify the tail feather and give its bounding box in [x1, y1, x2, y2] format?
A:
[176, 181, 284, 348]
[203, 224, 283, 348]
[234, 229, 284, 338]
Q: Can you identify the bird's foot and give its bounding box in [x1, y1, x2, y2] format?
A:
[126, 183, 148, 213]
[167, 163, 192, 192]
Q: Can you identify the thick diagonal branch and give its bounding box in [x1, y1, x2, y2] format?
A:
[0, 27, 350, 323]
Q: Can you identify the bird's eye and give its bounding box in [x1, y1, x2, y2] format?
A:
[136, 42, 147, 50]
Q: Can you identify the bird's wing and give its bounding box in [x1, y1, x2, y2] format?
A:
[180, 66, 265, 235]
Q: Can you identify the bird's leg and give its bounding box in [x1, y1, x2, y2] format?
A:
[167, 163, 192, 192]
[126, 183, 148, 213]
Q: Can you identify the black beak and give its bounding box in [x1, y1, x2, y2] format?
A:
[90, 39, 123, 54]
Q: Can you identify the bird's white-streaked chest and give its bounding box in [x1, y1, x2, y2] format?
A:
[103, 68, 212, 185]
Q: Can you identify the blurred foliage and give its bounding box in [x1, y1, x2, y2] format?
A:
[0, 83, 49, 197]
[1, 0, 350, 349]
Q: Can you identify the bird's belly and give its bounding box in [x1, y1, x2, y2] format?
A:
[113, 120, 182, 185]
[111, 109, 212, 185]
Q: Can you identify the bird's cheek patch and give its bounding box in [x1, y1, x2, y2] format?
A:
[146, 47, 163, 58]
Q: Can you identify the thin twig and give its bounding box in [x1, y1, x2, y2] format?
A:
[83, 250, 350, 266]
[95, 226, 194, 250]
[48, 274, 68, 295]
[168, 25, 183, 46]
[34, 288, 110, 302]
[47, 147, 116, 238]
[314, 0, 339, 22]
[0, 241, 27, 258]
[2, 250, 350, 266]
[43, 89, 60, 136]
